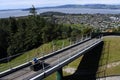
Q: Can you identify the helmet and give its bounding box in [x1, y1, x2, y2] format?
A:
[33, 58, 38, 63]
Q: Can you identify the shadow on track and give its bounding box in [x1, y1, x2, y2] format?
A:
[63, 42, 104, 80]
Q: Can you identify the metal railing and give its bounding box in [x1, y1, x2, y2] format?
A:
[29, 38, 103, 80]
[0, 34, 93, 73]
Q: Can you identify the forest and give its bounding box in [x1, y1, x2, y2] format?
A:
[0, 14, 92, 59]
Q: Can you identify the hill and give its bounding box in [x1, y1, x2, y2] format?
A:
[1, 4, 120, 11]
[45, 4, 120, 9]
[54, 4, 120, 9]
[21, 4, 120, 11]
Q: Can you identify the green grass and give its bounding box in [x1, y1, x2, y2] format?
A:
[104, 37, 120, 63]
[44, 72, 56, 80]
[63, 56, 83, 76]
[0, 39, 71, 72]
[63, 24, 84, 30]
[106, 65, 120, 75]
[97, 37, 120, 77]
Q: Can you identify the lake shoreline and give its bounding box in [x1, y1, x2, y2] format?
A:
[0, 8, 120, 18]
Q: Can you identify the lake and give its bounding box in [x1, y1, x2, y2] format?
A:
[0, 8, 120, 18]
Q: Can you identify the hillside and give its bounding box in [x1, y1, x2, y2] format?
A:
[1, 4, 120, 11]
[20, 4, 120, 11]
[46, 4, 120, 9]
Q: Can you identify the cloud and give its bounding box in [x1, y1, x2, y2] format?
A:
[0, 0, 120, 9]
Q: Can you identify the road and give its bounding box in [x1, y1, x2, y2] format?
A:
[0, 38, 100, 80]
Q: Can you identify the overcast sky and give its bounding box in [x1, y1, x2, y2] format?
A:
[0, 0, 120, 10]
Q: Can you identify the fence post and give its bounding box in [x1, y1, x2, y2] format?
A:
[62, 40, 64, 48]
[7, 56, 11, 69]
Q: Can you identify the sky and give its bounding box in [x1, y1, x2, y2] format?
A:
[0, 0, 120, 10]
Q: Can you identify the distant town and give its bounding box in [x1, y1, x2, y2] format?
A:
[41, 12, 120, 32]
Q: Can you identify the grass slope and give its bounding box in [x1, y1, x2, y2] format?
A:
[97, 36, 120, 77]
[0, 39, 70, 72]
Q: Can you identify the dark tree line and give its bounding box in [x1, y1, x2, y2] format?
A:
[0, 15, 92, 59]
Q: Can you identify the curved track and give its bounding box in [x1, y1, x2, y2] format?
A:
[0, 38, 101, 80]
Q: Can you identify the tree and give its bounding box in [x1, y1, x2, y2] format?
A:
[0, 29, 8, 58]
[29, 5, 37, 16]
